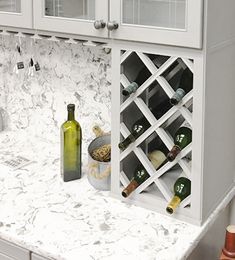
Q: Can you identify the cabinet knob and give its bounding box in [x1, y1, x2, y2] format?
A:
[94, 20, 106, 30]
[107, 21, 119, 31]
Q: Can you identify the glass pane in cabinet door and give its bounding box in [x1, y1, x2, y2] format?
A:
[122, 0, 186, 30]
[45, 0, 95, 20]
[0, 0, 21, 13]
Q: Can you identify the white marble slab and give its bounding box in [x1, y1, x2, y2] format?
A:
[0, 35, 111, 160]
[0, 129, 233, 260]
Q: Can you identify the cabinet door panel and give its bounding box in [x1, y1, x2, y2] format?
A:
[0, 238, 30, 260]
[34, 0, 109, 38]
[110, 0, 203, 48]
[0, 0, 32, 28]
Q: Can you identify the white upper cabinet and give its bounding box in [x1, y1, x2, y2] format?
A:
[0, 0, 32, 28]
[33, 0, 109, 38]
[109, 0, 203, 48]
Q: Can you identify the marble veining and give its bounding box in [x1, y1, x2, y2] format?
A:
[0, 35, 111, 160]
[0, 130, 204, 260]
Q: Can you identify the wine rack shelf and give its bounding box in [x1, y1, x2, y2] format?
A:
[110, 40, 235, 226]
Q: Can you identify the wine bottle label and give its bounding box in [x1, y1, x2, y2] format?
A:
[17, 62, 24, 70]
[170, 88, 186, 105]
[148, 150, 166, 169]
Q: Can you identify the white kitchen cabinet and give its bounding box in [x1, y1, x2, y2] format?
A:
[33, 0, 109, 38]
[111, 0, 235, 225]
[0, 238, 30, 260]
[0, 0, 32, 28]
[109, 0, 203, 48]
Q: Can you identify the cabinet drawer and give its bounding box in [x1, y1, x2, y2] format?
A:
[0, 238, 30, 260]
[31, 253, 49, 260]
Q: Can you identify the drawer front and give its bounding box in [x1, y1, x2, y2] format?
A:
[0, 238, 30, 260]
[31, 253, 49, 260]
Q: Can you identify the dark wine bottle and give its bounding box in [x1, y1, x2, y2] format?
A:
[122, 146, 168, 198]
[170, 68, 193, 105]
[119, 99, 172, 151]
[122, 56, 168, 97]
[61, 104, 82, 182]
[166, 177, 191, 214]
[167, 122, 192, 162]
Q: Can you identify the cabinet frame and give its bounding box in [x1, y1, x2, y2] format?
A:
[33, 0, 109, 38]
[111, 42, 206, 225]
[0, 0, 32, 28]
[110, 0, 203, 48]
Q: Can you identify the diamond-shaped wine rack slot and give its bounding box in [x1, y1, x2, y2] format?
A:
[119, 51, 194, 210]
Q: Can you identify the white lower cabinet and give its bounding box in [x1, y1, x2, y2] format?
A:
[0, 238, 30, 260]
[31, 253, 49, 260]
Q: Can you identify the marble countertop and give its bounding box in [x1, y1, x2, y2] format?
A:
[0, 130, 234, 260]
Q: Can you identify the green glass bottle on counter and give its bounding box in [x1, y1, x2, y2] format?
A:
[166, 177, 191, 214]
[170, 68, 193, 105]
[118, 99, 172, 151]
[122, 56, 168, 97]
[167, 123, 192, 162]
[122, 147, 168, 198]
[61, 104, 82, 182]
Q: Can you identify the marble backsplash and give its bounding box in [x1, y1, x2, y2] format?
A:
[0, 35, 111, 155]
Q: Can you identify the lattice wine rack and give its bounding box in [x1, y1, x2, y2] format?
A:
[111, 45, 206, 225]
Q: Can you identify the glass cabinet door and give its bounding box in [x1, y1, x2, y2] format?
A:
[45, 0, 95, 21]
[110, 0, 203, 48]
[122, 0, 186, 30]
[0, 0, 32, 28]
[0, 0, 21, 13]
[34, 0, 108, 38]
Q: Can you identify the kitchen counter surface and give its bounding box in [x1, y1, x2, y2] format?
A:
[0, 130, 234, 260]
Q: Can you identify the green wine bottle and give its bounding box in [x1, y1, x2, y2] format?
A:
[118, 99, 172, 151]
[61, 104, 82, 182]
[170, 68, 193, 105]
[122, 148, 167, 198]
[166, 177, 191, 214]
[167, 123, 192, 162]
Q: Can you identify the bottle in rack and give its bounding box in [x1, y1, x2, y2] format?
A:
[119, 99, 172, 151]
[167, 122, 192, 162]
[61, 104, 82, 182]
[166, 177, 191, 214]
[122, 56, 168, 97]
[122, 145, 168, 198]
[170, 68, 193, 105]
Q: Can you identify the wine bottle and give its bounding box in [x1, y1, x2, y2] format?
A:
[167, 122, 192, 162]
[122, 147, 168, 198]
[119, 99, 172, 151]
[122, 56, 168, 97]
[166, 177, 191, 214]
[61, 104, 82, 182]
[170, 68, 193, 105]
[221, 226, 235, 259]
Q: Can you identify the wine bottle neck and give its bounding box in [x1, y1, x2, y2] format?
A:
[68, 111, 75, 121]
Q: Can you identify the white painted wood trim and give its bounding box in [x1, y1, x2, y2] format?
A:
[0, 0, 32, 28]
